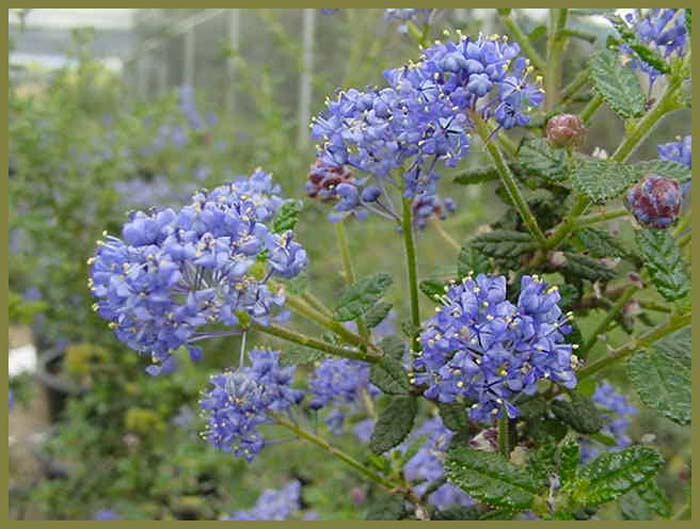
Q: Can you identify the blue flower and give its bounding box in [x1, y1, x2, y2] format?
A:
[415, 274, 577, 422]
[89, 171, 307, 372]
[93, 509, 121, 520]
[200, 350, 304, 462]
[658, 135, 691, 168]
[226, 480, 309, 520]
[579, 381, 637, 463]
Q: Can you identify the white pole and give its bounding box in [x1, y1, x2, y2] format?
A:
[297, 8, 316, 149]
[226, 10, 241, 113]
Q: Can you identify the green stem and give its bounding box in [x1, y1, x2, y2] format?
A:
[402, 196, 422, 353]
[472, 112, 547, 245]
[335, 220, 371, 344]
[301, 291, 333, 317]
[577, 207, 629, 227]
[252, 322, 380, 363]
[545, 8, 569, 111]
[498, 417, 510, 458]
[545, 195, 590, 249]
[580, 94, 603, 124]
[677, 231, 691, 248]
[498, 10, 546, 72]
[578, 312, 691, 380]
[578, 286, 639, 359]
[671, 502, 691, 521]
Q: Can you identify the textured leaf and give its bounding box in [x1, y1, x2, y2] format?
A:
[445, 446, 541, 510]
[457, 244, 490, 277]
[569, 446, 663, 507]
[471, 230, 536, 259]
[364, 302, 393, 329]
[570, 159, 637, 202]
[558, 438, 580, 485]
[620, 480, 672, 520]
[635, 230, 690, 301]
[632, 159, 692, 183]
[380, 335, 406, 362]
[334, 273, 393, 321]
[454, 166, 498, 185]
[279, 346, 326, 366]
[271, 199, 303, 233]
[576, 227, 633, 259]
[369, 396, 418, 454]
[551, 393, 603, 434]
[628, 326, 691, 425]
[561, 253, 617, 282]
[590, 49, 646, 118]
[438, 402, 469, 433]
[419, 279, 446, 303]
[370, 356, 410, 395]
[518, 138, 568, 182]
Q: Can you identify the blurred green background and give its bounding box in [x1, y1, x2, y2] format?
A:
[8, 8, 691, 520]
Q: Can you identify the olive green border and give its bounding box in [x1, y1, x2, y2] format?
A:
[1, 1, 697, 527]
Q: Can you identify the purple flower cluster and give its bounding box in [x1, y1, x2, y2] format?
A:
[415, 274, 577, 422]
[89, 170, 307, 373]
[308, 358, 379, 433]
[200, 350, 304, 462]
[658, 135, 691, 168]
[311, 33, 542, 223]
[621, 9, 688, 86]
[225, 480, 318, 520]
[624, 174, 682, 229]
[398, 417, 473, 510]
[580, 382, 637, 463]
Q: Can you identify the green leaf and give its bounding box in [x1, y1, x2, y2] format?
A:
[620, 480, 672, 520]
[628, 326, 691, 425]
[551, 392, 603, 434]
[558, 438, 580, 485]
[635, 230, 690, 301]
[438, 402, 469, 433]
[364, 494, 407, 520]
[454, 166, 498, 185]
[334, 273, 393, 322]
[632, 159, 692, 183]
[518, 138, 568, 182]
[590, 49, 646, 119]
[380, 335, 406, 362]
[364, 302, 393, 329]
[370, 356, 410, 395]
[369, 396, 418, 454]
[569, 446, 663, 507]
[561, 252, 617, 282]
[569, 158, 637, 202]
[419, 279, 446, 303]
[457, 244, 490, 277]
[576, 227, 633, 259]
[445, 446, 541, 510]
[271, 199, 303, 233]
[471, 230, 536, 259]
[279, 346, 326, 366]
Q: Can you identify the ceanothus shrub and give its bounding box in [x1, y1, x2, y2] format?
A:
[90, 8, 692, 521]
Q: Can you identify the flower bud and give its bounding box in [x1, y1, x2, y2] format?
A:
[624, 174, 681, 229]
[545, 114, 586, 148]
[306, 159, 354, 202]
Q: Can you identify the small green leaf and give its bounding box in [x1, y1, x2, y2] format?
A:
[561, 253, 617, 282]
[454, 166, 499, 185]
[628, 326, 691, 425]
[279, 346, 326, 366]
[570, 158, 637, 203]
[471, 230, 536, 259]
[419, 279, 447, 303]
[438, 402, 469, 433]
[518, 138, 568, 182]
[576, 227, 633, 259]
[364, 302, 393, 329]
[271, 199, 303, 233]
[445, 446, 541, 510]
[590, 49, 646, 118]
[635, 230, 690, 301]
[457, 244, 490, 277]
[370, 356, 410, 395]
[632, 159, 692, 183]
[558, 438, 580, 485]
[380, 335, 406, 362]
[551, 392, 603, 434]
[569, 446, 663, 507]
[369, 396, 418, 454]
[334, 273, 393, 321]
[365, 494, 407, 520]
[620, 480, 672, 520]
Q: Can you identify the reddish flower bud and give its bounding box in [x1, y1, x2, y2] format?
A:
[305, 159, 354, 201]
[545, 114, 586, 148]
[624, 174, 681, 229]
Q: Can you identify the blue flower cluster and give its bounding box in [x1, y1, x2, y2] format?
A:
[311, 33, 542, 222]
[308, 358, 379, 433]
[415, 274, 577, 422]
[580, 382, 637, 463]
[621, 9, 688, 86]
[200, 350, 304, 462]
[398, 417, 473, 510]
[225, 480, 318, 520]
[89, 170, 307, 373]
